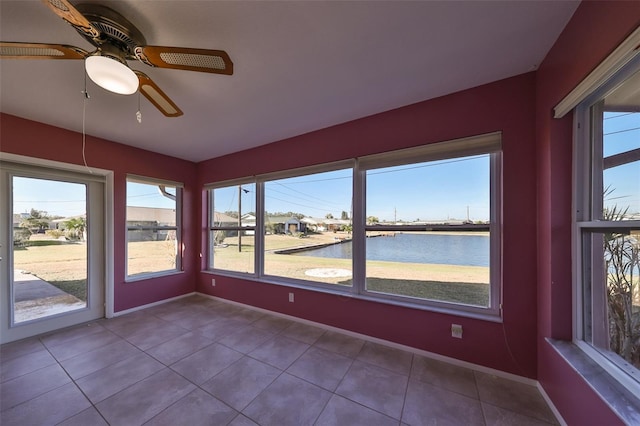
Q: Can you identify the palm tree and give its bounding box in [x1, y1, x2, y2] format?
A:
[64, 217, 86, 241]
[603, 202, 640, 367]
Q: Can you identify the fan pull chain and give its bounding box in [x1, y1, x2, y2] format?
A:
[136, 90, 142, 124]
[81, 72, 93, 174]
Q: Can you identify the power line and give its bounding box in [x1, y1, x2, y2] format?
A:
[604, 126, 640, 137]
[265, 194, 346, 215]
[267, 181, 347, 208]
[367, 155, 488, 176]
[604, 112, 637, 120]
[271, 171, 352, 185]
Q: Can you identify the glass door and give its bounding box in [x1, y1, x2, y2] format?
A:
[0, 163, 105, 343]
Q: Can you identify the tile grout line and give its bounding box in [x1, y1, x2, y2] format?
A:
[37, 336, 111, 426]
[397, 353, 415, 425]
[2, 295, 558, 425]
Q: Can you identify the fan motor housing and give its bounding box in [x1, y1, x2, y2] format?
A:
[74, 3, 146, 59]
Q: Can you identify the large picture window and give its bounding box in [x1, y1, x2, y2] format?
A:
[575, 58, 640, 390]
[207, 133, 501, 317]
[126, 176, 182, 279]
[363, 155, 492, 307]
[263, 167, 353, 286]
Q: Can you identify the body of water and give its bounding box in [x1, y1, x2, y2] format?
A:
[292, 233, 489, 267]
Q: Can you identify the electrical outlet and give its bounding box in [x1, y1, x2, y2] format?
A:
[451, 324, 463, 339]
[289, 292, 294, 303]
[211, 278, 216, 287]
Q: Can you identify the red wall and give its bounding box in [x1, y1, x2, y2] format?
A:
[197, 73, 539, 378]
[0, 113, 198, 312]
[536, 1, 640, 424]
[4, 2, 638, 418]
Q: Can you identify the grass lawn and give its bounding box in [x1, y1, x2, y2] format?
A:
[13, 232, 491, 307]
[14, 241, 88, 301]
[127, 240, 179, 276]
[215, 232, 490, 307]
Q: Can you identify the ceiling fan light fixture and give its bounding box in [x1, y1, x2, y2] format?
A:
[85, 49, 138, 95]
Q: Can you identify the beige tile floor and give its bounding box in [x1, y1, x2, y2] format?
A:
[0, 295, 559, 425]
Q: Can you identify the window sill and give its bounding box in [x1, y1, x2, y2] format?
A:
[125, 270, 184, 283]
[547, 338, 640, 424]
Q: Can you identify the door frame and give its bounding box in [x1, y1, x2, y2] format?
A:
[0, 153, 114, 343]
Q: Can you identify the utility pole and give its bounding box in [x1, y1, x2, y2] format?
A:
[238, 186, 242, 252]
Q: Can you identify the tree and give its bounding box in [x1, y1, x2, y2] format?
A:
[366, 216, 379, 224]
[64, 217, 86, 241]
[603, 203, 640, 367]
[325, 213, 334, 219]
[341, 211, 349, 220]
[20, 209, 50, 233]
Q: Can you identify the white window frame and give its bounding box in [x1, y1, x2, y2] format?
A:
[0, 157, 111, 342]
[259, 161, 354, 289]
[205, 133, 502, 320]
[573, 54, 640, 396]
[125, 175, 183, 280]
[206, 178, 259, 275]
[356, 133, 502, 317]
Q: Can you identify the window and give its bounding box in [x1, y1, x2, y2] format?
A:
[264, 167, 353, 286]
[575, 58, 640, 389]
[126, 176, 182, 278]
[207, 133, 501, 317]
[358, 133, 501, 314]
[363, 155, 493, 308]
[208, 182, 256, 274]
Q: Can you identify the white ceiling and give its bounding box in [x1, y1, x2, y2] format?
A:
[0, 1, 579, 162]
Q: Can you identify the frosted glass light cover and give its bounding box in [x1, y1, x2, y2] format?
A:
[85, 55, 138, 95]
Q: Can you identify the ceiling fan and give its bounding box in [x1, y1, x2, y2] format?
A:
[0, 0, 234, 117]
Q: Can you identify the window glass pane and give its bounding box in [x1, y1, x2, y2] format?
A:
[365, 155, 491, 306]
[586, 230, 640, 369]
[127, 182, 177, 225]
[209, 183, 256, 274]
[210, 230, 255, 274]
[602, 111, 640, 219]
[210, 184, 256, 227]
[264, 169, 353, 285]
[127, 181, 179, 277]
[601, 69, 640, 219]
[12, 177, 88, 322]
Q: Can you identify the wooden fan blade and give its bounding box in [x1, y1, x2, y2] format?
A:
[135, 71, 183, 118]
[135, 46, 233, 75]
[41, 0, 100, 39]
[0, 42, 88, 59]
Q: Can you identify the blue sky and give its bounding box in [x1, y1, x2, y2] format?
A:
[366, 156, 489, 222]
[12, 177, 86, 218]
[258, 155, 490, 222]
[603, 112, 640, 215]
[126, 182, 176, 209]
[12, 112, 639, 221]
[12, 179, 174, 218]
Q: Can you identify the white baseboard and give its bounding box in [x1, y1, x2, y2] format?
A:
[111, 292, 197, 317]
[537, 382, 567, 426]
[199, 293, 537, 386]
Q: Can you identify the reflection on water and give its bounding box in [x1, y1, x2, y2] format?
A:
[292, 233, 489, 267]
